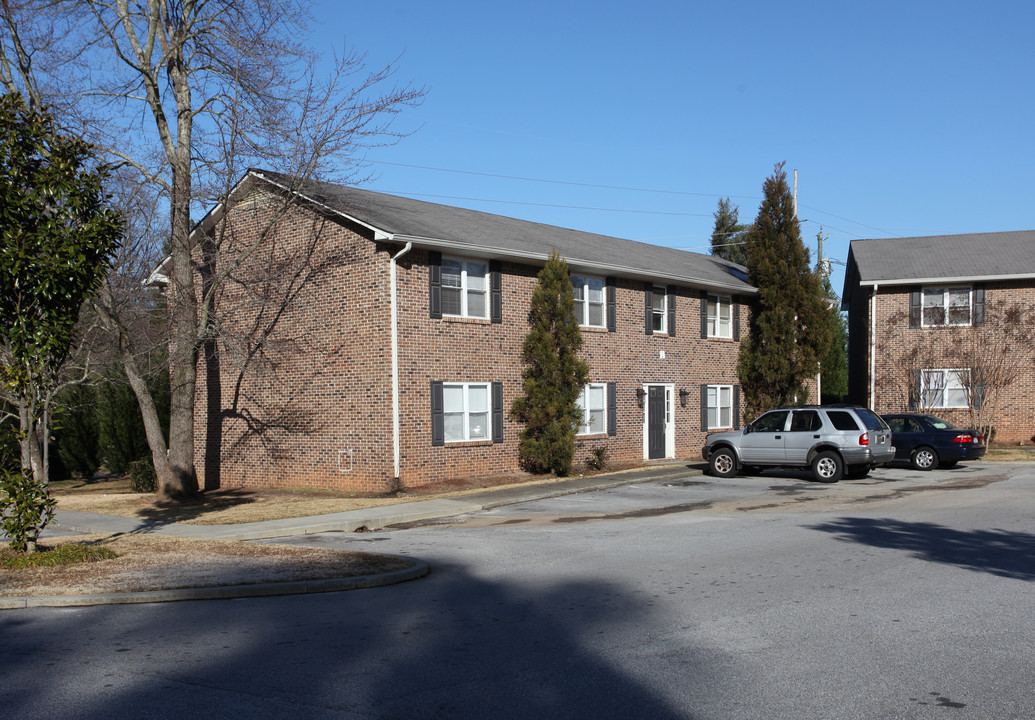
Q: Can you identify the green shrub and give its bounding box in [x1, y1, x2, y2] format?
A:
[586, 447, 610, 472]
[128, 459, 156, 493]
[0, 469, 57, 553]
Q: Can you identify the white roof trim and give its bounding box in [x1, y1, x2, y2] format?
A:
[859, 272, 1035, 287]
[250, 170, 393, 241]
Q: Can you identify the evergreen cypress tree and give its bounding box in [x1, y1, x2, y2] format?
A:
[512, 252, 589, 475]
[710, 197, 749, 266]
[819, 274, 849, 403]
[737, 163, 832, 418]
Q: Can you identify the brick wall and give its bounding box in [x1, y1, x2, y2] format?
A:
[861, 282, 1035, 443]
[196, 197, 751, 492]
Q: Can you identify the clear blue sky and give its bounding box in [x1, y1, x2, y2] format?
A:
[311, 0, 1034, 297]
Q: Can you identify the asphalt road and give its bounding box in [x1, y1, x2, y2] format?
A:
[2, 461, 1033, 719]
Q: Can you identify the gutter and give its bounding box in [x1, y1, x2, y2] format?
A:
[390, 241, 412, 482]
[870, 284, 878, 410]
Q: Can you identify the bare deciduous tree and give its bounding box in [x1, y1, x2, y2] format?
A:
[1, 1, 424, 498]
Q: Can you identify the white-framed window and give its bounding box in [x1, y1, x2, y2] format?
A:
[576, 383, 607, 435]
[706, 385, 733, 429]
[571, 274, 605, 328]
[651, 285, 667, 333]
[442, 382, 490, 442]
[922, 286, 971, 327]
[921, 369, 969, 409]
[441, 257, 488, 318]
[707, 295, 733, 338]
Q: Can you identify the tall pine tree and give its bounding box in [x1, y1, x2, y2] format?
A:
[737, 163, 831, 418]
[511, 252, 589, 476]
[710, 197, 749, 266]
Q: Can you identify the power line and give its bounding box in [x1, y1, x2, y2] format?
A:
[379, 190, 714, 218]
[369, 159, 759, 201]
[370, 159, 897, 242]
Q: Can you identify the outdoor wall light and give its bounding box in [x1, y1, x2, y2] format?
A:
[679, 388, 690, 407]
[635, 388, 647, 408]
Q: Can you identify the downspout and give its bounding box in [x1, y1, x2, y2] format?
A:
[869, 284, 878, 409]
[390, 242, 412, 482]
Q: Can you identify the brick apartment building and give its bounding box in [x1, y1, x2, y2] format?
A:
[185, 169, 756, 493]
[842, 230, 1035, 444]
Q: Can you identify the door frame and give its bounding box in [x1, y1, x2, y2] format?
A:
[642, 383, 675, 460]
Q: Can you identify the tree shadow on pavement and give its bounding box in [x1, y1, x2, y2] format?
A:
[0, 562, 720, 719]
[810, 517, 1035, 581]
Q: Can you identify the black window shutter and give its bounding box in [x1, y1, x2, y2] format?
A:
[908, 370, 920, 411]
[606, 277, 616, 332]
[430, 381, 444, 446]
[733, 297, 740, 341]
[700, 385, 709, 432]
[909, 287, 921, 328]
[490, 260, 502, 324]
[973, 369, 983, 411]
[700, 290, 709, 338]
[429, 251, 442, 319]
[607, 381, 617, 436]
[644, 282, 653, 334]
[492, 381, 504, 443]
[667, 285, 676, 336]
[733, 385, 741, 429]
[972, 284, 985, 326]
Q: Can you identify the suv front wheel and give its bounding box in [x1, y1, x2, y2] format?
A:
[708, 448, 738, 478]
[812, 451, 843, 483]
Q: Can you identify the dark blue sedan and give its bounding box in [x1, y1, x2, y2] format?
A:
[881, 413, 986, 470]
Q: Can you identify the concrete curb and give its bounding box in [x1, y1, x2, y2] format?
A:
[0, 556, 429, 610]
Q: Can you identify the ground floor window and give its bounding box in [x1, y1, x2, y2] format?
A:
[706, 385, 733, 429]
[443, 382, 490, 442]
[921, 369, 969, 408]
[576, 383, 607, 435]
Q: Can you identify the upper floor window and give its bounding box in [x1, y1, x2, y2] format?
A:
[707, 295, 733, 338]
[921, 369, 969, 409]
[922, 286, 971, 327]
[571, 274, 605, 328]
[441, 257, 488, 318]
[576, 383, 607, 435]
[651, 285, 668, 334]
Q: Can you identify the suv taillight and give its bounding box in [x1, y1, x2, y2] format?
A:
[859, 432, 869, 446]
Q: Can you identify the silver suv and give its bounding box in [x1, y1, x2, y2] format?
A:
[702, 406, 895, 482]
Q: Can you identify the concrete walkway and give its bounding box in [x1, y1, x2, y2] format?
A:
[52, 463, 702, 541]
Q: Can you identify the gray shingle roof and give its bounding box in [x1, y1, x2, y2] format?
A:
[250, 170, 752, 294]
[848, 230, 1035, 285]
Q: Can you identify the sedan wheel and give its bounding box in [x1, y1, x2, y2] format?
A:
[911, 447, 939, 471]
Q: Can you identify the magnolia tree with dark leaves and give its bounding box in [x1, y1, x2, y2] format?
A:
[0, 93, 121, 551]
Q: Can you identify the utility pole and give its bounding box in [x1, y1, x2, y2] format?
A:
[793, 169, 798, 218]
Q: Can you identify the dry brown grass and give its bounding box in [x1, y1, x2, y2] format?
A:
[986, 446, 1035, 462]
[4, 469, 614, 598]
[0, 533, 412, 597]
[49, 472, 582, 525]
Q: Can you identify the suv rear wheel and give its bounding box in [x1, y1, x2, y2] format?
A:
[812, 451, 843, 483]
